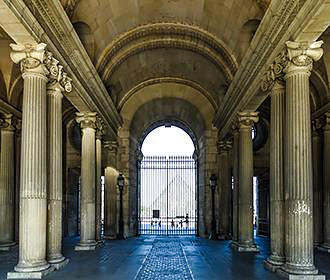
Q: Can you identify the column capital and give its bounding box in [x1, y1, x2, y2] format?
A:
[14, 118, 22, 136]
[217, 140, 232, 154]
[312, 117, 323, 135]
[10, 43, 49, 78]
[0, 113, 15, 131]
[104, 140, 118, 153]
[324, 112, 330, 132]
[96, 118, 105, 140]
[45, 51, 72, 94]
[284, 41, 323, 76]
[237, 111, 259, 129]
[76, 112, 97, 129]
[261, 50, 288, 92]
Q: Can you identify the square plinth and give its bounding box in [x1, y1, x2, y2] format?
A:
[50, 258, 69, 270]
[7, 266, 55, 279]
[277, 269, 326, 280]
[231, 241, 260, 253]
[75, 244, 96, 251]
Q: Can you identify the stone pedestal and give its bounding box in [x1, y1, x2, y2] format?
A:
[217, 141, 232, 240]
[279, 41, 324, 279]
[8, 43, 54, 279]
[104, 141, 118, 239]
[320, 113, 330, 252]
[75, 112, 97, 251]
[46, 77, 69, 269]
[233, 111, 259, 253]
[0, 114, 16, 251]
[265, 81, 285, 271]
[312, 118, 323, 247]
[231, 126, 239, 244]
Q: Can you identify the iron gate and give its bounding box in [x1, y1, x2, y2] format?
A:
[138, 156, 197, 235]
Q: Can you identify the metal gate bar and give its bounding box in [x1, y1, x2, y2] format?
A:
[139, 155, 197, 235]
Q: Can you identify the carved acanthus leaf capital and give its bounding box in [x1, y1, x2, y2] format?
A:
[217, 140, 232, 154]
[237, 111, 259, 129]
[96, 117, 105, 139]
[0, 114, 15, 131]
[76, 112, 97, 129]
[312, 118, 323, 135]
[261, 50, 288, 92]
[285, 41, 323, 74]
[324, 112, 330, 132]
[10, 43, 49, 76]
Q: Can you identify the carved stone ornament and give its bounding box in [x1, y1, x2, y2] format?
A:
[217, 140, 233, 154]
[76, 112, 97, 129]
[324, 112, 330, 132]
[104, 141, 118, 153]
[10, 43, 49, 75]
[0, 113, 15, 131]
[285, 41, 323, 73]
[261, 50, 288, 92]
[312, 118, 323, 135]
[237, 111, 259, 129]
[96, 117, 105, 139]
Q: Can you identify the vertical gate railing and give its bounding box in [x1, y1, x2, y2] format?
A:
[138, 155, 197, 235]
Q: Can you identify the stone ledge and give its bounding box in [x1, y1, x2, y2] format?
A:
[7, 266, 55, 279]
[49, 258, 69, 270]
[277, 268, 325, 280]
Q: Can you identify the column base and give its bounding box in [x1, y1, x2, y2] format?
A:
[218, 234, 231, 240]
[0, 242, 16, 251]
[264, 256, 285, 272]
[231, 241, 259, 252]
[48, 257, 69, 270]
[277, 267, 325, 280]
[104, 235, 117, 240]
[317, 244, 330, 253]
[75, 241, 97, 251]
[97, 240, 105, 247]
[7, 265, 54, 279]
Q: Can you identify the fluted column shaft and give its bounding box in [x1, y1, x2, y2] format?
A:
[266, 81, 285, 267]
[47, 83, 66, 266]
[232, 128, 239, 243]
[104, 141, 118, 239]
[16, 68, 50, 272]
[282, 42, 322, 275]
[95, 133, 102, 242]
[322, 113, 330, 249]
[0, 114, 16, 250]
[312, 119, 323, 246]
[218, 141, 232, 240]
[236, 112, 259, 251]
[75, 112, 97, 250]
[14, 120, 21, 242]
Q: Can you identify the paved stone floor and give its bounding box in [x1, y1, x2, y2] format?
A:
[1, 236, 330, 280]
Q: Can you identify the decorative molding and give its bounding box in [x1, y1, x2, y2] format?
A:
[0, 113, 15, 131]
[96, 22, 238, 85]
[104, 141, 118, 153]
[324, 112, 330, 132]
[217, 140, 233, 154]
[118, 77, 217, 111]
[312, 117, 322, 135]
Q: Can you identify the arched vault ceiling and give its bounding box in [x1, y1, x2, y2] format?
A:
[110, 48, 225, 107]
[73, 0, 264, 68]
[120, 82, 215, 130]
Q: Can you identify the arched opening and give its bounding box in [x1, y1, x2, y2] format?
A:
[137, 124, 198, 235]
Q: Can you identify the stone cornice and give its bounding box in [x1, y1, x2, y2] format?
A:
[96, 22, 238, 85]
[3, 0, 122, 139]
[214, 0, 329, 139]
[118, 77, 217, 112]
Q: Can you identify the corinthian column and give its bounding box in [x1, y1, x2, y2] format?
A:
[75, 112, 97, 251]
[232, 111, 259, 252]
[95, 121, 104, 244]
[217, 140, 232, 240]
[46, 59, 72, 269]
[265, 80, 285, 271]
[0, 114, 16, 251]
[312, 118, 323, 247]
[104, 141, 118, 239]
[8, 43, 54, 278]
[14, 119, 22, 243]
[321, 113, 330, 252]
[279, 41, 324, 278]
[231, 124, 239, 244]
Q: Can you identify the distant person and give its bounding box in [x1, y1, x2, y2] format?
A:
[171, 219, 175, 228]
[185, 213, 189, 227]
